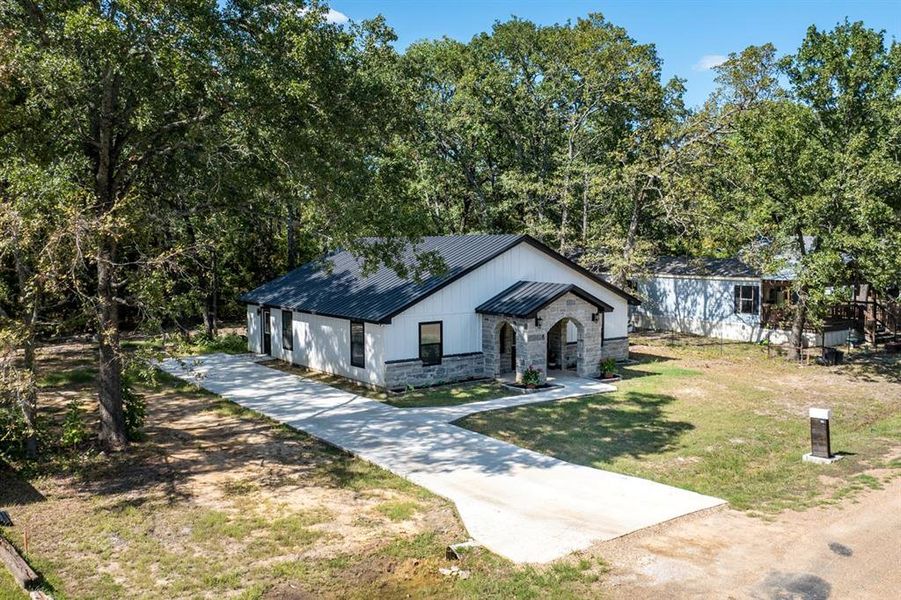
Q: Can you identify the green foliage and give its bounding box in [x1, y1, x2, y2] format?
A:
[600, 358, 618, 376]
[521, 365, 542, 387]
[122, 382, 146, 442]
[60, 400, 88, 448]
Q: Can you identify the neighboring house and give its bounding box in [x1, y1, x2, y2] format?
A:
[241, 234, 640, 390]
[630, 256, 855, 347]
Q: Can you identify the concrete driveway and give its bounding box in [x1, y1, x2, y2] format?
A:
[159, 353, 724, 563]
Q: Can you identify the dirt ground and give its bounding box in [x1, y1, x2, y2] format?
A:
[598, 466, 901, 599]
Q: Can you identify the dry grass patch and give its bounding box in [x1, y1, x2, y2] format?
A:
[0, 341, 609, 599]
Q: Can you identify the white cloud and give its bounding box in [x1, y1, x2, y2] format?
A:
[693, 54, 727, 71]
[324, 8, 349, 25]
[297, 6, 349, 26]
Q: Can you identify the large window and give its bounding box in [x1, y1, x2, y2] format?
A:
[281, 310, 293, 351]
[350, 320, 365, 368]
[734, 285, 759, 315]
[419, 321, 443, 366]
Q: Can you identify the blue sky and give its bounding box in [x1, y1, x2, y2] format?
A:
[328, 1, 900, 107]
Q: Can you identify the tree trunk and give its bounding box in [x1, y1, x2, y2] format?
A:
[619, 184, 645, 285]
[94, 67, 127, 450]
[286, 203, 297, 271]
[20, 307, 38, 459]
[787, 229, 809, 362]
[787, 293, 807, 361]
[12, 223, 38, 458]
[97, 240, 127, 451]
[581, 170, 589, 247]
[203, 251, 218, 339]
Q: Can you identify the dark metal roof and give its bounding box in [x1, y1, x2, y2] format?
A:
[241, 234, 639, 324]
[475, 281, 614, 318]
[646, 256, 760, 278]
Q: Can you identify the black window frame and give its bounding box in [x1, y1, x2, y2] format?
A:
[419, 321, 443, 366]
[734, 285, 759, 315]
[350, 320, 365, 369]
[281, 310, 293, 351]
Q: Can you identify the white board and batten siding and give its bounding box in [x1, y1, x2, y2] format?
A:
[382, 242, 630, 361]
[245, 304, 386, 387]
[246, 304, 262, 353]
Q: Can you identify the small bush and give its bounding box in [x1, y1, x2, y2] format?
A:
[522, 365, 542, 387]
[60, 400, 88, 447]
[600, 357, 617, 376]
[122, 382, 147, 441]
[189, 333, 247, 355]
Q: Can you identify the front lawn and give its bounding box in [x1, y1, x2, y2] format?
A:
[0, 342, 605, 599]
[458, 334, 901, 514]
[260, 360, 512, 408]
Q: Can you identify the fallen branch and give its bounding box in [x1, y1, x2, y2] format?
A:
[0, 536, 39, 590]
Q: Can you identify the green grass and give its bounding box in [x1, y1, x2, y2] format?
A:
[375, 500, 422, 521]
[0, 564, 27, 600]
[37, 366, 97, 388]
[384, 381, 512, 408]
[460, 342, 901, 514]
[261, 360, 512, 408]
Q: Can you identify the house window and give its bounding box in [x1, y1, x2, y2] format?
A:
[350, 320, 365, 368]
[281, 310, 293, 351]
[734, 285, 759, 315]
[419, 321, 443, 366]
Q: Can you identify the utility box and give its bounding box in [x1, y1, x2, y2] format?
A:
[809, 408, 831, 458]
[803, 407, 841, 464]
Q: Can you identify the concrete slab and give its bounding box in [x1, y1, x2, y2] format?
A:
[158, 353, 725, 563]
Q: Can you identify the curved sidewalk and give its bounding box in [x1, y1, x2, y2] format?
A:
[159, 353, 724, 563]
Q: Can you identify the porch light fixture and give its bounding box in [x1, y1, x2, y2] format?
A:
[534, 316, 543, 327]
[591, 312, 599, 322]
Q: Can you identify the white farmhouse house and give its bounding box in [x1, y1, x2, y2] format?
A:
[630, 256, 855, 347]
[242, 234, 639, 390]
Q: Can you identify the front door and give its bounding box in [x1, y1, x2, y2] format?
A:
[261, 308, 271, 355]
[510, 341, 516, 371]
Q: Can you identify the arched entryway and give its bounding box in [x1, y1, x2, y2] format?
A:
[545, 317, 584, 374]
[498, 321, 517, 375]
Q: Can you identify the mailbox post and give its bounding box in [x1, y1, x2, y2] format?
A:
[803, 407, 841, 464]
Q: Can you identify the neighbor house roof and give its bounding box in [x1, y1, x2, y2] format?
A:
[645, 256, 760, 279]
[241, 234, 639, 324]
[475, 281, 613, 318]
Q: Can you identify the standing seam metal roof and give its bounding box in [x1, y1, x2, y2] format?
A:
[475, 281, 614, 318]
[240, 234, 639, 323]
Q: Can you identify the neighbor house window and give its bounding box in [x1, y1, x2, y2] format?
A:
[350, 320, 365, 368]
[419, 321, 443, 366]
[734, 285, 759, 315]
[281, 310, 293, 351]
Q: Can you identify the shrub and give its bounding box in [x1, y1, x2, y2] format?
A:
[60, 400, 88, 447]
[122, 381, 147, 441]
[522, 365, 542, 387]
[600, 357, 617, 376]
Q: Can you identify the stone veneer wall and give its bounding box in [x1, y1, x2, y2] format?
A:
[383, 293, 631, 390]
[384, 352, 485, 391]
[480, 291, 630, 382]
[599, 337, 629, 362]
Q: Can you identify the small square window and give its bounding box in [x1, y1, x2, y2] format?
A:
[734, 285, 759, 315]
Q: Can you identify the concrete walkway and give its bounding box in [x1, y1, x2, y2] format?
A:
[159, 353, 724, 563]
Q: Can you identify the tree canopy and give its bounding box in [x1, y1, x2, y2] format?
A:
[1, 6, 898, 453]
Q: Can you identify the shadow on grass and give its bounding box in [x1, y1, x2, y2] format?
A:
[840, 351, 901, 384]
[0, 462, 46, 506]
[463, 391, 694, 466]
